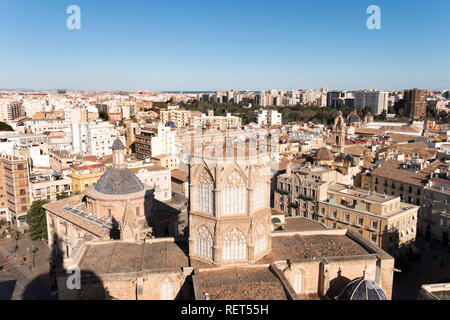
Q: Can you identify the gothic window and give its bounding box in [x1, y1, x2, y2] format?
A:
[293, 271, 303, 294]
[253, 182, 266, 211]
[161, 278, 175, 300]
[197, 170, 215, 214]
[222, 171, 246, 215]
[254, 225, 267, 255]
[223, 228, 247, 261]
[195, 225, 213, 260]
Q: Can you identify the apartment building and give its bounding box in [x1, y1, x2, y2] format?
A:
[30, 175, 72, 202]
[354, 91, 389, 115]
[252, 109, 282, 126]
[24, 119, 67, 134]
[72, 121, 120, 157]
[191, 111, 242, 129]
[367, 160, 428, 207]
[274, 163, 330, 219]
[49, 150, 79, 172]
[130, 164, 171, 201]
[0, 100, 25, 121]
[0, 155, 30, 227]
[420, 163, 450, 245]
[68, 163, 106, 193]
[160, 106, 197, 128]
[404, 88, 427, 118]
[135, 124, 176, 161]
[318, 184, 419, 256]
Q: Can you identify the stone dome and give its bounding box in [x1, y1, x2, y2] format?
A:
[348, 114, 361, 123]
[165, 121, 176, 128]
[94, 168, 145, 195]
[315, 147, 334, 161]
[336, 277, 387, 300]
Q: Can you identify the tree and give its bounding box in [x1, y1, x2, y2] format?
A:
[26, 200, 49, 240]
[0, 122, 13, 131]
[56, 192, 70, 200]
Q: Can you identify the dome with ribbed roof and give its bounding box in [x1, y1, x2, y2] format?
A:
[94, 168, 145, 195]
[336, 277, 387, 300]
[315, 147, 334, 161]
[348, 114, 361, 123]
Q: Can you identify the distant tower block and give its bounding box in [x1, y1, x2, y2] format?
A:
[188, 149, 272, 266]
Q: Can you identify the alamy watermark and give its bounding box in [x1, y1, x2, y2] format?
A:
[66, 5, 81, 30]
[366, 5, 381, 30]
[66, 266, 81, 290]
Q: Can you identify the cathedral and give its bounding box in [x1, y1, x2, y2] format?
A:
[47, 139, 394, 300]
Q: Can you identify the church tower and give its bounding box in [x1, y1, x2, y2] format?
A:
[332, 111, 346, 153]
[188, 150, 272, 266]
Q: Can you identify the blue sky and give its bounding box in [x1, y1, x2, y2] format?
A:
[0, 0, 449, 91]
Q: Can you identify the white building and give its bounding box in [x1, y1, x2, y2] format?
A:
[252, 109, 282, 125]
[72, 121, 121, 157]
[354, 90, 389, 115]
[129, 163, 172, 201]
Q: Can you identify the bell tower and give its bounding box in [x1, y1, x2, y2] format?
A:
[188, 153, 272, 266]
[111, 138, 127, 169]
[332, 111, 346, 153]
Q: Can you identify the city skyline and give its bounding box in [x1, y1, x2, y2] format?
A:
[0, 0, 449, 91]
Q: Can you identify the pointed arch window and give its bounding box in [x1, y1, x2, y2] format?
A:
[195, 225, 213, 260]
[222, 171, 246, 215]
[223, 228, 247, 261]
[197, 170, 215, 214]
[254, 225, 267, 255]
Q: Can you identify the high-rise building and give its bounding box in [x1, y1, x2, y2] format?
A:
[403, 88, 427, 118]
[0, 155, 30, 227]
[354, 91, 389, 115]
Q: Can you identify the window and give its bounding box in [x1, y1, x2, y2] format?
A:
[197, 172, 215, 215]
[332, 222, 337, 229]
[358, 217, 364, 226]
[107, 209, 111, 218]
[196, 225, 213, 260]
[371, 234, 377, 243]
[222, 171, 246, 216]
[372, 221, 378, 230]
[345, 214, 350, 223]
[223, 228, 247, 261]
[333, 211, 337, 219]
[293, 272, 304, 294]
[136, 207, 140, 217]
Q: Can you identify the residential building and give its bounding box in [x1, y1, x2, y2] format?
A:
[0, 155, 30, 227]
[130, 164, 171, 201]
[68, 163, 106, 193]
[404, 88, 427, 118]
[30, 175, 72, 202]
[318, 184, 419, 256]
[252, 109, 282, 126]
[354, 91, 389, 115]
[420, 162, 450, 245]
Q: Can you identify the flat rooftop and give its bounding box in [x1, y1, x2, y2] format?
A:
[258, 233, 369, 263]
[199, 266, 288, 300]
[79, 240, 190, 276]
[279, 217, 327, 232]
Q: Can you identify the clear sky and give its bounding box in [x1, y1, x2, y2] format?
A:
[0, 0, 449, 91]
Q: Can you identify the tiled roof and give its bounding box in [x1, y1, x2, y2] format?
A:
[94, 168, 145, 195]
[371, 160, 429, 187]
